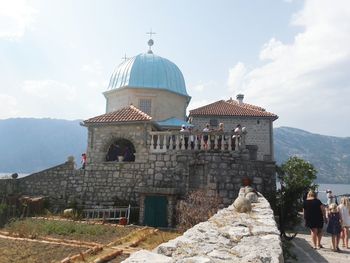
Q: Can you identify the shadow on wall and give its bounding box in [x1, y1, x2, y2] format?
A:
[106, 139, 135, 162]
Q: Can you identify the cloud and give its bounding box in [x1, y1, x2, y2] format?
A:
[0, 94, 18, 118]
[226, 0, 350, 137]
[191, 84, 205, 92]
[0, 0, 38, 40]
[227, 62, 247, 94]
[81, 61, 103, 76]
[4, 79, 105, 120]
[22, 80, 77, 101]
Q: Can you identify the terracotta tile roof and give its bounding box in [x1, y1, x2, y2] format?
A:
[226, 98, 266, 111]
[189, 100, 278, 120]
[84, 105, 152, 124]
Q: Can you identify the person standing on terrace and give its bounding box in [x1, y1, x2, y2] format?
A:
[202, 123, 210, 150]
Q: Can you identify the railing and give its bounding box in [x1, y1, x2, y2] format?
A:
[83, 205, 131, 223]
[149, 131, 246, 153]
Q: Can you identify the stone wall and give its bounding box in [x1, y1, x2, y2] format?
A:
[123, 195, 284, 263]
[190, 116, 274, 161]
[0, 150, 276, 226]
[86, 122, 151, 164]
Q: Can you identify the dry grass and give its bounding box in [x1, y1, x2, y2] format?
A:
[0, 238, 83, 263]
[4, 218, 135, 243]
[0, 218, 180, 263]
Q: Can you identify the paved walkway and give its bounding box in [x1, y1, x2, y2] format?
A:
[289, 233, 350, 262]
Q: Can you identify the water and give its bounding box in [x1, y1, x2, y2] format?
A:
[317, 183, 350, 204]
[0, 172, 30, 179]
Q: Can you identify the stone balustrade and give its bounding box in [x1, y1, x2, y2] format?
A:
[149, 131, 246, 153]
[123, 195, 283, 263]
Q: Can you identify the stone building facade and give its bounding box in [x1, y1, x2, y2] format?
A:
[0, 147, 276, 227]
[189, 97, 278, 161]
[0, 41, 279, 228]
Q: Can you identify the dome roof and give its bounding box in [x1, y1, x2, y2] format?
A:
[107, 53, 189, 97]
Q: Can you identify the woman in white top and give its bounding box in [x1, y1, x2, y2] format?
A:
[338, 196, 350, 248]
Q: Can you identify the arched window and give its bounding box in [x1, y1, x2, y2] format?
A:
[106, 139, 136, 162]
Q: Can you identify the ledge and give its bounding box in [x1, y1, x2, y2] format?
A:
[123, 195, 283, 263]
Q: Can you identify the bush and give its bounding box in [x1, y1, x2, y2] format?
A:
[176, 189, 222, 231]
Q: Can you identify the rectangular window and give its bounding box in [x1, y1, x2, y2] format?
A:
[139, 99, 152, 115]
[209, 119, 218, 127]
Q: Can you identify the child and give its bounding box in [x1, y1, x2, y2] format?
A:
[327, 203, 342, 252]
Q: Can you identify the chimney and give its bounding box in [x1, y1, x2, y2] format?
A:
[236, 94, 244, 105]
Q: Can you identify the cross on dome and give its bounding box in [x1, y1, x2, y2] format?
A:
[146, 29, 156, 54]
[121, 53, 128, 61]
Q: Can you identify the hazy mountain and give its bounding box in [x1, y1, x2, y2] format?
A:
[0, 119, 349, 183]
[0, 118, 87, 173]
[274, 127, 350, 184]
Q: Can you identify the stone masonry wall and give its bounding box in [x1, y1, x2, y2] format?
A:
[123, 195, 284, 263]
[0, 150, 276, 226]
[86, 123, 151, 164]
[190, 116, 273, 161]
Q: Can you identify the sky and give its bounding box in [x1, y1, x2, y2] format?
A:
[0, 0, 349, 137]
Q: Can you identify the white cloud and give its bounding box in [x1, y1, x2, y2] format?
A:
[227, 62, 247, 94]
[6, 79, 105, 120]
[226, 0, 350, 137]
[0, 94, 18, 118]
[22, 80, 77, 101]
[191, 84, 205, 92]
[81, 61, 103, 76]
[0, 0, 38, 40]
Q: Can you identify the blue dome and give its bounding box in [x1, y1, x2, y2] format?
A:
[108, 53, 189, 97]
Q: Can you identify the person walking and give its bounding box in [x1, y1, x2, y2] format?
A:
[338, 197, 350, 248]
[327, 203, 342, 252]
[326, 189, 336, 206]
[303, 190, 327, 249]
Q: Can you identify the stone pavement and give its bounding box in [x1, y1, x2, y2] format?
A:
[289, 233, 350, 262]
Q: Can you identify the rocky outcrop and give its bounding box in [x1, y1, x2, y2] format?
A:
[123, 196, 283, 263]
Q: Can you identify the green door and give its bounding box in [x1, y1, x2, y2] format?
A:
[143, 195, 168, 227]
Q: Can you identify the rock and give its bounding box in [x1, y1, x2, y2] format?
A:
[245, 192, 258, 203]
[122, 250, 172, 263]
[233, 196, 252, 213]
[63, 208, 74, 216]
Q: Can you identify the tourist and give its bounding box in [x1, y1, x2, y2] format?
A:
[81, 153, 87, 169]
[217, 123, 225, 149]
[338, 197, 350, 248]
[303, 190, 327, 249]
[202, 123, 210, 150]
[327, 203, 342, 252]
[232, 124, 242, 150]
[180, 125, 189, 149]
[327, 189, 336, 206]
[189, 127, 195, 149]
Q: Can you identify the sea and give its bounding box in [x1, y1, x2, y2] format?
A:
[0, 172, 349, 203]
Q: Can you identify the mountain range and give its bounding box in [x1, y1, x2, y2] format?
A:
[0, 118, 349, 183]
[274, 127, 350, 184]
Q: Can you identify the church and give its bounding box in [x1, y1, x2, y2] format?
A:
[80, 37, 278, 227]
[3, 37, 278, 228]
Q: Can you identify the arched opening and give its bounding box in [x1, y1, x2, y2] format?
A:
[106, 139, 136, 162]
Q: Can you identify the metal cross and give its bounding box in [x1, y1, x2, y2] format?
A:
[121, 53, 128, 61]
[146, 29, 156, 39]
